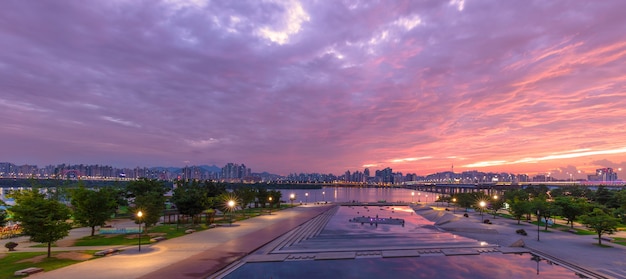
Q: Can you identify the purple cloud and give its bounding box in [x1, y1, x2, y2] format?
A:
[1, 0, 626, 179]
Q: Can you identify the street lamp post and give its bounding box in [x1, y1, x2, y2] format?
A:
[290, 193, 295, 207]
[322, 191, 325, 203]
[411, 191, 414, 203]
[479, 201, 486, 222]
[268, 196, 272, 215]
[305, 193, 308, 205]
[418, 192, 421, 203]
[492, 195, 498, 218]
[137, 211, 143, 251]
[537, 210, 540, 241]
[452, 198, 457, 213]
[228, 200, 235, 226]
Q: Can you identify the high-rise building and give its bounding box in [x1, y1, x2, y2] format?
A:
[588, 168, 618, 181]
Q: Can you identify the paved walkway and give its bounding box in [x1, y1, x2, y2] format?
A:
[20, 204, 332, 279]
[427, 205, 626, 279]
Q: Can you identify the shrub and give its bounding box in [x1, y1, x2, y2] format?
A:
[5, 241, 18, 251]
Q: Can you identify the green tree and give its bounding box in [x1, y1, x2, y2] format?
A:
[508, 198, 532, 224]
[256, 187, 269, 208]
[9, 190, 72, 257]
[455, 193, 475, 211]
[490, 195, 505, 218]
[532, 198, 557, 231]
[70, 185, 119, 236]
[0, 199, 6, 227]
[205, 181, 228, 210]
[553, 196, 587, 228]
[269, 190, 282, 208]
[171, 180, 210, 224]
[581, 208, 620, 245]
[233, 187, 256, 217]
[593, 186, 617, 207]
[126, 178, 168, 230]
[0, 209, 6, 227]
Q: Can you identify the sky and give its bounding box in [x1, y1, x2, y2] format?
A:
[1, 0, 626, 179]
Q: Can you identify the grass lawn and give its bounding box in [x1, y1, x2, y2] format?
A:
[0, 250, 97, 278]
[74, 223, 210, 246]
[612, 237, 626, 246]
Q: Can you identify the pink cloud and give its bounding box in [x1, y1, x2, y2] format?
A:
[1, 1, 626, 179]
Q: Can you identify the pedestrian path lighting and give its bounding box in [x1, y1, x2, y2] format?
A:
[228, 200, 235, 226]
[452, 198, 457, 213]
[411, 192, 415, 203]
[305, 193, 308, 204]
[479, 201, 486, 222]
[418, 192, 421, 202]
[290, 193, 295, 207]
[268, 197, 272, 215]
[492, 195, 499, 218]
[322, 191, 325, 202]
[136, 210, 143, 251]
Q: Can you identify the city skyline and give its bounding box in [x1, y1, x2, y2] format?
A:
[2, 1, 626, 179]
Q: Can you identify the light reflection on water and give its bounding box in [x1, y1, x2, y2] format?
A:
[224, 254, 581, 279]
[278, 186, 431, 204]
[225, 188, 587, 278]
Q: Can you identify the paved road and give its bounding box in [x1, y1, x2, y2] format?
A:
[24, 204, 332, 279]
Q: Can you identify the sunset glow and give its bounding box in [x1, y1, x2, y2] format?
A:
[1, 1, 625, 179]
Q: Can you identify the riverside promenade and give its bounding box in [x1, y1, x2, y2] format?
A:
[4, 202, 626, 278]
[423, 205, 626, 279]
[16, 204, 333, 279]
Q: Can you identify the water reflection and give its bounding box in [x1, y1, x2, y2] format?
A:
[278, 187, 422, 204]
[225, 253, 584, 279]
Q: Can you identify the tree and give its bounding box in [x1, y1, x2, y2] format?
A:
[0, 199, 7, 227]
[592, 186, 616, 207]
[532, 198, 557, 231]
[269, 190, 282, 208]
[256, 187, 269, 208]
[0, 209, 6, 228]
[9, 189, 72, 257]
[581, 208, 620, 245]
[70, 185, 119, 236]
[553, 196, 587, 228]
[205, 181, 227, 210]
[233, 187, 256, 217]
[490, 195, 505, 218]
[171, 180, 210, 224]
[455, 193, 475, 211]
[126, 178, 168, 230]
[508, 197, 531, 224]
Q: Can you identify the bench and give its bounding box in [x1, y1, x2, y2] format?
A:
[14, 267, 44, 276]
[94, 248, 119, 256]
[150, 236, 166, 243]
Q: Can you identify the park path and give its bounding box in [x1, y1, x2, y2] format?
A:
[27, 204, 333, 279]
